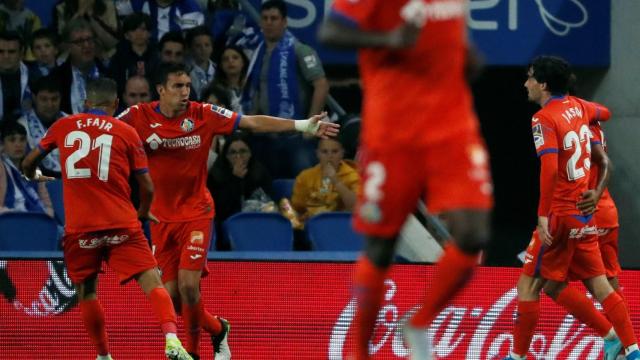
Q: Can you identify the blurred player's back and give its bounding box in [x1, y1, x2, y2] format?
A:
[42, 111, 145, 233]
[333, 0, 474, 148]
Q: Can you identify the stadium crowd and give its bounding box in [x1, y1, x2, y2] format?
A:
[0, 0, 356, 250]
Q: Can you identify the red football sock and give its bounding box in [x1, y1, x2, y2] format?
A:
[512, 300, 539, 357]
[554, 286, 611, 338]
[200, 303, 222, 335]
[183, 301, 202, 355]
[80, 299, 110, 356]
[352, 255, 388, 360]
[616, 287, 628, 309]
[410, 244, 477, 328]
[148, 287, 178, 335]
[602, 292, 637, 347]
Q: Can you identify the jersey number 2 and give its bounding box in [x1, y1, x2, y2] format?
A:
[563, 124, 591, 181]
[65, 131, 113, 181]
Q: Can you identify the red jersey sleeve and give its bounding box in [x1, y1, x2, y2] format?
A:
[329, 0, 377, 28]
[204, 104, 240, 135]
[589, 122, 604, 147]
[124, 127, 149, 174]
[578, 99, 611, 124]
[38, 121, 61, 153]
[116, 104, 140, 124]
[532, 114, 558, 157]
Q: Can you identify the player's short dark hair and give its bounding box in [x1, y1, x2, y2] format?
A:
[0, 121, 27, 141]
[201, 84, 230, 107]
[528, 56, 574, 95]
[261, 0, 287, 17]
[122, 13, 152, 34]
[31, 75, 61, 95]
[156, 62, 190, 86]
[0, 31, 24, 49]
[87, 77, 118, 104]
[159, 31, 185, 51]
[185, 26, 213, 48]
[30, 28, 59, 48]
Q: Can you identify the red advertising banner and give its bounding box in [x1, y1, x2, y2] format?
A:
[1, 260, 639, 359]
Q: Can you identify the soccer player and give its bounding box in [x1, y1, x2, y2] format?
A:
[506, 55, 639, 360]
[21, 78, 192, 360]
[319, 1, 493, 359]
[117, 62, 338, 359]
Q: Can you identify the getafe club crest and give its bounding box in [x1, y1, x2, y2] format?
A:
[181, 118, 194, 132]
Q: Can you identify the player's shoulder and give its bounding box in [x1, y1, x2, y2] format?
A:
[117, 102, 156, 120]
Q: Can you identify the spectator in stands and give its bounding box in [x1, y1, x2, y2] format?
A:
[245, 0, 329, 178]
[207, 131, 271, 248]
[213, 44, 247, 113]
[27, 28, 61, 82]
[109, 13, 158, 98]
[0, 121, 53, 216]
[291, 137, 359, 221]
[0, 0, 41, 56]
[122, 75, 152, 108]
[120, 0, 205, 42]
[53, 0, 119, 63]
[16, 76, 66, 177]
[248, 0, 328, 119]
[0, 31, 30, 123]
[158, 30, 185, 65]
[186, 26, 215, 100]
[50, 19, 107, 114]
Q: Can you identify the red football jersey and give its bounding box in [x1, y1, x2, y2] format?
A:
[329, 0, 477, 149]
[533, 96, 603, 216]
[39, 110, 148, 233]
[589, 122, 618, 227]
[118, 101, 240, 222]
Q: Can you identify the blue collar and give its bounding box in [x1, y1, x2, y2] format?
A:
[543, 94, 566, 107]
[86, 108, 108, 116]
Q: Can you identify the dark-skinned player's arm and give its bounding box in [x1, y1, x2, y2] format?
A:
[577, 143, 611, 215]
[318, 0, 428, 49]
[21, 147, 56, 182]
[135, 171, 159, 224]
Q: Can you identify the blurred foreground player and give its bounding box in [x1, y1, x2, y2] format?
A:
[320, 0, 493, 358]
[21, 78, 192, 360]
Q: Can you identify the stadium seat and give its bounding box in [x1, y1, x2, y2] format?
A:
[223, 212, 293, 251]
[0, 212, 60, 251]
[305, 212, 364, 251]
[271, 178, 295, 201]
[45, 179, 65, 225]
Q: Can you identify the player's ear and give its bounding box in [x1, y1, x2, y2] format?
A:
[156, 83, 164, 96]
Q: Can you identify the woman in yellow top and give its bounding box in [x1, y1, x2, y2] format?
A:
[292, 138, 360, 220]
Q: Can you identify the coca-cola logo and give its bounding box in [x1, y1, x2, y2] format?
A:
[330, 279, 606, 359]
[1, 260, 77, 316]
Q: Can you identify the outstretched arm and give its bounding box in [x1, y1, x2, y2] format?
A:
[239, 112, 339, 139]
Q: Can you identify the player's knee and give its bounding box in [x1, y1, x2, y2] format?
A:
[542, 282, 564, 300]
[178, 282, 200, 305]
[454, 225, 489, 254]
[447, 211, 490, 254]
[363, 236, 397, 268]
